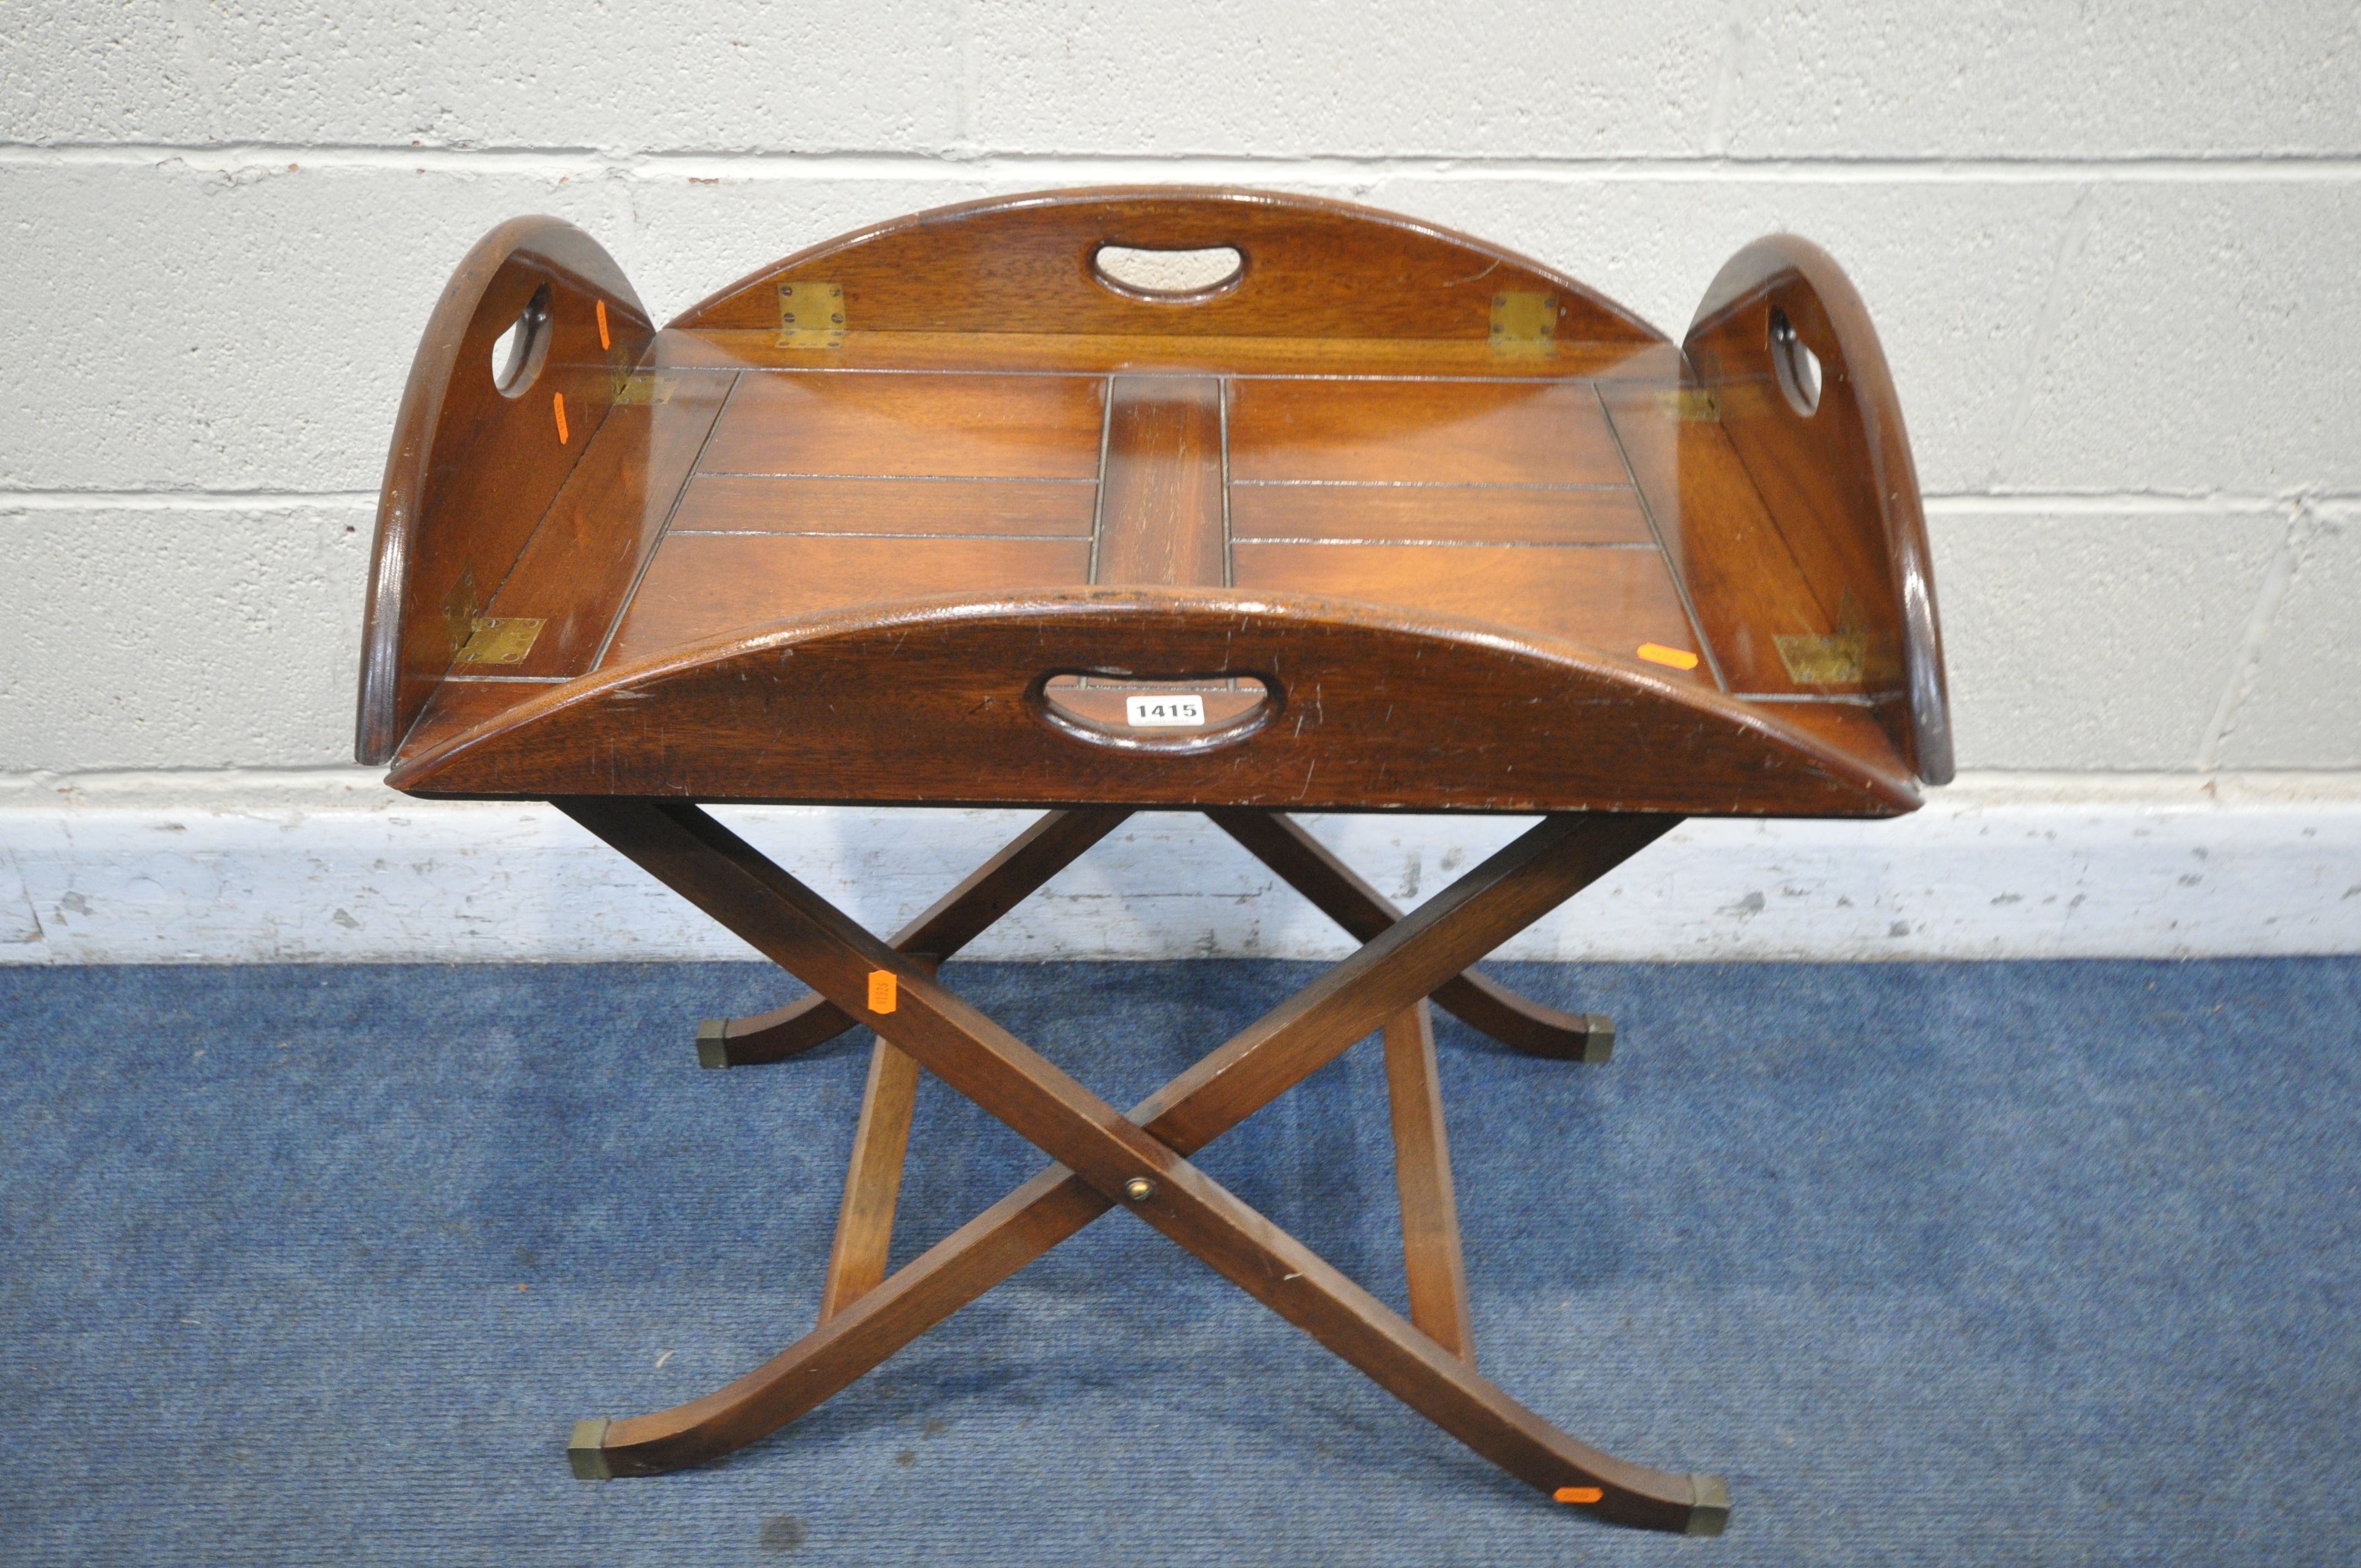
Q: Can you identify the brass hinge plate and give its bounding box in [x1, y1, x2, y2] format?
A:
[455, 617, 545, 666]
[1774, 631, 1868, 685]
[1774, 588, 1898, 686]
[776, 281, 846, 349]
[1489, 290, 1558, 358]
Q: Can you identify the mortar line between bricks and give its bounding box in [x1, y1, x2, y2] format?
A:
[0, 491, 379, 511]
[7, 144, 2361, 183]
[1918, 493, 2355, 518]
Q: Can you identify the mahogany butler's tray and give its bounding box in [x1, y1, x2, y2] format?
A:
[356, 188, 1951, 1537]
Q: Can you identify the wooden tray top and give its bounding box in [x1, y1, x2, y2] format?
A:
[360, 189, 1950, 816]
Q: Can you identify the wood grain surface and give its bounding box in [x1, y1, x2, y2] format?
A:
[695, 372, 1107, 480]
[1228, 482, 1652, 546]
[1230, 542, 1701, 664]
[391, 592, 1916, 814]
[605, 535, 1093, 662]
[670, 475, 1097, 538]
[672, 188, 1664, 345]
[1228, 378, 1628, 484]
[1092, 375, 1228, 586]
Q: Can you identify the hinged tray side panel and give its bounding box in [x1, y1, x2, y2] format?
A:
[356, 218, 655, 764]
[386, 593, 1919, 816]
[670, 188, 1666, 347]
[1683, 236, 1953, 783]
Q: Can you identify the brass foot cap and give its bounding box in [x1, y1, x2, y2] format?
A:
[694, 1020, 731, 1070]
[568, 1418, 614, 1480]
[1579, 1015, 1616, 1064]
[1684, 1473, 1731, 1536]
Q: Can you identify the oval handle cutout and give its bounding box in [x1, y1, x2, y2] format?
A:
[1768, 306, 1822, 417]
[1090, 244, 1245, 302]
[1035, 673, 1274, 753]
[491, 282, 554, 399]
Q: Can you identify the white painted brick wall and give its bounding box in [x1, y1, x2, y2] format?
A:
[1, 3, 2355, 959]
[1, 3, 967, 150]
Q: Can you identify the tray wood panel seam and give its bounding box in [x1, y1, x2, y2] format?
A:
[590, 369, 743, 674]
[1591, 380, 1729, 694]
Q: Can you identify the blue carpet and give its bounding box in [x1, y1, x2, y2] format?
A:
[2, 959, 2356, 1565]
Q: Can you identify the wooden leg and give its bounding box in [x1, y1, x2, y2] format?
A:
[578, 1167, 1104, 1479]
[1206, 809, 1618, 1063]
[699, 807, 1131, 1066]
[818, 1038, 922, 1320]
[1383, 1001, 1473, 1364]
[567, 809, 1657, 1484]
[556, 800, 1720, 1533]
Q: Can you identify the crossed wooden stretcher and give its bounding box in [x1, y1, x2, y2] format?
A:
[554, 799, 1728, 1536]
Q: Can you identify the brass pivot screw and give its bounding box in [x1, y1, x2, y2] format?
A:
[1122, 1177, 1156, 1203]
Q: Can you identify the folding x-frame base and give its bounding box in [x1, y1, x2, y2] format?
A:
[551, 799, 1729, 1537]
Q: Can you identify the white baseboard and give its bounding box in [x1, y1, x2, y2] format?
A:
[2, 770, 2356, 963]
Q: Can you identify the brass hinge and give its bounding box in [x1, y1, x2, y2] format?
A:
[1664, 382, 1785, 421]
[1488, 290, 1558, 358]
[776, 280, 846, 349]
[1774, 631, 1868, 685]
[1775, 590, 1892, 686]
[454, 617, 545, 666]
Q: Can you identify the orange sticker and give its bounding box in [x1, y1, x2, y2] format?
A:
[552, 391, 569, 444]
[596, 298, 611, 351]
[1636, 642, 1699, 671]
[1553, 1486, 1604, 1505]
[867, 970, 897, 1014]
